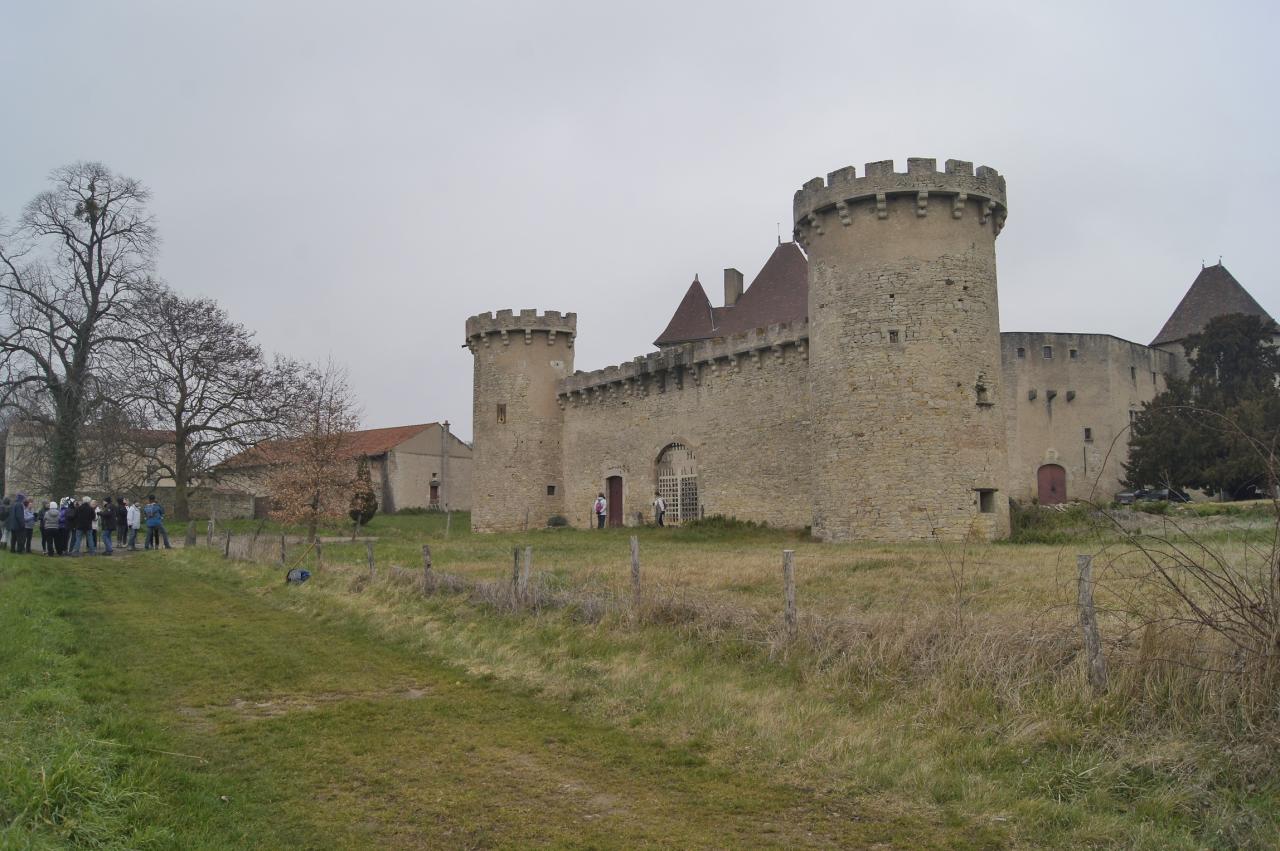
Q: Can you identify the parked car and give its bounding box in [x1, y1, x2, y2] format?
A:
[1116, 488, 1190, 505]
[1144, 488, 1191, 503]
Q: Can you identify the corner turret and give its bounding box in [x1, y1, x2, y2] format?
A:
[467, 309, 577, 532]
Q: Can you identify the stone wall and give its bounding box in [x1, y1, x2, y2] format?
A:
[559, 328, 811, 529]
[468, 310, 576, 531]
[376, 424, 473, 512]
[795, 158, 1010, 541]
[1002, 333, 1172, 503]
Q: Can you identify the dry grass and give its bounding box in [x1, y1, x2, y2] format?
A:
[200, 512, 1280, 846]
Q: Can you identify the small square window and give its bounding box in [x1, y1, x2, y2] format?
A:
[1084, 427, 1093, 442]
[1016, 346, 1026, 359]
[1042, 346, 1053, 359]
[977, 489, 996, 513]
[1069, 348, 1078, 360]
[496, 403, 507, 424]
[888, 329, 899, 344]
[546, 484, 556, 496]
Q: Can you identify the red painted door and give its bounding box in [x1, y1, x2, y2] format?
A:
[606, 476, 623, 527]
[1037, 464, 1067, 505]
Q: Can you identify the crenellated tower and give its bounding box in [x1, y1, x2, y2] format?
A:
[466, 309, 577, 531]
[794, 157, 1010, 541]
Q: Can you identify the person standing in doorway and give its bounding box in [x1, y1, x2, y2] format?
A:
[594, 492, 607, 529]
[652, 492, 666, 527]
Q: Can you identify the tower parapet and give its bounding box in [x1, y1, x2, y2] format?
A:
[797, 156, 1011, 542]
[794, 158, 1007, 244]
[467, 308, 576, 532]
[466, 309, 577, 349]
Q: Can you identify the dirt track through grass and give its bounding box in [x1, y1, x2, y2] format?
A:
[27, 552, 948, 849]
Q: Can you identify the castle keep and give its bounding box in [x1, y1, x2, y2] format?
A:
[466, 156, 1274, 540]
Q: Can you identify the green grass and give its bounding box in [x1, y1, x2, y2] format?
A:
[3, 510, 1278, 848]
[1, 547, 966, 848]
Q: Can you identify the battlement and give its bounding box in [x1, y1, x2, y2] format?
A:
[465, 309, 577, 348]
[793, 157, 1008, 238]
[558, 320, 808, 399]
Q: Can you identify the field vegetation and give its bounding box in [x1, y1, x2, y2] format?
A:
[3, 506, 1278, 848]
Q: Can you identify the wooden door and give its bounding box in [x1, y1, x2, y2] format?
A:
[606, 476, 623, 527]
[1037, 464, 1067, 505]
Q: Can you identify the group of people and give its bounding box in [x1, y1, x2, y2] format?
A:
[2, 493, 173, 556]
[592, 492, 668, 528]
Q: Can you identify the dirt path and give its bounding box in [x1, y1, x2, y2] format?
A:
[60, 555, 907, 849]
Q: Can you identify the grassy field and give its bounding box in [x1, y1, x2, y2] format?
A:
[3, 508, 1278, 848]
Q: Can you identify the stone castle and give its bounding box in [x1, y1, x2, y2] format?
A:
[465, 156, 1275, 541]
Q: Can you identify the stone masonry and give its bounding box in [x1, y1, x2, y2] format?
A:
[465, 155, 1273, 538]
[793, 158, 1010, 541]
[466, 310, 576, 532]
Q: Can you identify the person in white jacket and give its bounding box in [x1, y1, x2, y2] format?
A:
[124, 498, 141, 550]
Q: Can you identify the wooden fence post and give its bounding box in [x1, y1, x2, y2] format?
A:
[444, 508, 452, 539]
[783, 549, 797, 640]
[315, 540, 323, 571]
[421, 544, 433, 593]
[185, 521, 196, 548]
[206, 518, 214, 547]
[280, 534, 287, 566]
[629, 536, 641, 608]
[510, 547, 520, 605]
[366, 541, 375, 579]
[223, 530, 231, 558]
[518, 546, 532, 603]
[1077, 554, 1108, 694]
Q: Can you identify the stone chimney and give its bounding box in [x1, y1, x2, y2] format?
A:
[723, 268, 743, 307]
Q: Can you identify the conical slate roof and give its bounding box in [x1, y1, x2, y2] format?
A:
[653, 276, 715, 346]
[1151, 264, 1274, 346]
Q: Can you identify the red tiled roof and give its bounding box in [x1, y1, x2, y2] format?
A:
[654, 242, 809, 347]
[1151, 264, 1274, 346]
[220, 423, 436, 469]
[653, 277, 715, 346]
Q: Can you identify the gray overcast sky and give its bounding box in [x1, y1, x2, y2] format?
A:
[3, 0, 1277, 442]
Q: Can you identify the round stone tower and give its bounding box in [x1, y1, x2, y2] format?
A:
[466, 309, 576, 532]
[793, 157, 1010, 542]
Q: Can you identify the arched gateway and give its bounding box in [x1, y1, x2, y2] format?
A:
[656, 443, 699, 525]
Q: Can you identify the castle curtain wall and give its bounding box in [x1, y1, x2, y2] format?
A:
[560, 344, 811, 529]
[1001, 333, 1173, 503]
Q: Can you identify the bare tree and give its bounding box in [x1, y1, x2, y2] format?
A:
[0, 162, 157, 497]
[121, 287, 294, 519]
[264, 360, 361, 541]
